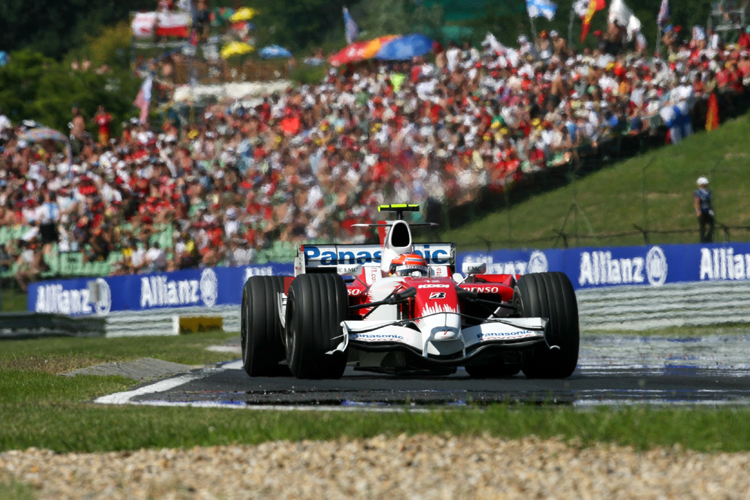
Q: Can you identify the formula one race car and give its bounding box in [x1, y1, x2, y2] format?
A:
[241, 204, 579, 379]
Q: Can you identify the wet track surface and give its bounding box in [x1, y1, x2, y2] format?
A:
[114, 335, 750, 408]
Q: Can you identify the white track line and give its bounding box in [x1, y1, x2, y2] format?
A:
[95, 374, 201, 405]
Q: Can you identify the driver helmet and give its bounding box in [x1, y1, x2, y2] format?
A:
[389, 253, 429, 277]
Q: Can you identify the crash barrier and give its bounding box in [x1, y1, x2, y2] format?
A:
[0, 312, 106, 339]
[25, 241, 750, 334]
[576, 281, 750, 331]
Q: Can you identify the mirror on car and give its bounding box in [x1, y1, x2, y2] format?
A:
[395, 287, 417, 300]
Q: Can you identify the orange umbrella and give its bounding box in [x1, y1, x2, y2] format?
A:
[361, 35, 400, 59]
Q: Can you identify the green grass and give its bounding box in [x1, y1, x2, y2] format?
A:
[0, 331, 238, 373]
[2, 331, 750, 454]
[443, 112, 750, 250]
[1, 287, 27, 313]
[0, 476, 34, 500]
[585, 324, 750, 336]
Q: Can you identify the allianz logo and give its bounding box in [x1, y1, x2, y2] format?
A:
[579, 247, 667, 287]
[35, 278, 111, 316]
[141, 268, 219, 308]
[700, 247, 750, 281]
[464, 251, 548, 275]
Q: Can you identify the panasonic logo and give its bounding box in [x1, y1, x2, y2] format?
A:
[304, 245, 450, 265]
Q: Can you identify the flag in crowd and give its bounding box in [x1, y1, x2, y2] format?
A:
[609, 0, 641, 41]
[343, 7, 359, 44]
[581, 0, 606, 41]
[526, 0, 558, 21]
[706, 93, 720, 131]
[482, 32, 505, 55]
[657, 0, 670, 27]
[134, 77, 152, 124]
[573, 0, 589, 17]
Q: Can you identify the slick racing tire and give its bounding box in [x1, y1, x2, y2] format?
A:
[515, 272, 579, 379]
[465, 362, 521, 378]
[241, 276, 290, 377]
[285, 273, 348, 379]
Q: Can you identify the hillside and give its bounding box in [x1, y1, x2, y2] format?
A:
[440, 113, 750, 251]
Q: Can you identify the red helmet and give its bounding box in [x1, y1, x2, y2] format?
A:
[389, 253, 429, 277]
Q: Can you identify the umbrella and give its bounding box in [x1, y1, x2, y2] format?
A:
[328, 41, 370, 67]
[376, 34, 433, 60]
[18, 128, 72, 165]
[221, 41, 254, 59]
[229, 7, 256, 22]
[19, 128, 69, 143]
[361, 35, 399, 59]
[259, 45, 292, 59]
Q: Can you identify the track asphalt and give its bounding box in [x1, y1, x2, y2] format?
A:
[94, 335, 750, 408]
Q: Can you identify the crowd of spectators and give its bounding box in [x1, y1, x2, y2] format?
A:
[2, 22, 750, 289]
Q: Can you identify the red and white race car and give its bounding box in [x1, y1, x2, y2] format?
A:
[241, 205, 579, 379]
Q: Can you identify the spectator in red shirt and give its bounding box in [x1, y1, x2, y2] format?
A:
[93, 105, 113, 146]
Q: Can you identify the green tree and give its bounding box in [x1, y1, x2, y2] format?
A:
[0, 0, 153, 59]
[0, 50, 53, 122]
[358, 0, 444, 40]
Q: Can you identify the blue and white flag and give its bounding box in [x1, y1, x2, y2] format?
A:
[526, 0, 557, 21]
[657, 0, 669, 27]
[343, 7, 359, 44]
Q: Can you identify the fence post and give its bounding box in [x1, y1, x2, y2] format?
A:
[710, 159, 722, 242]
[504, 186, 512, 246]
[641, 159, 654, 245]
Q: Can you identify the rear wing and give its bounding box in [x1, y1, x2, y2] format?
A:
[295, 243, 456, 275]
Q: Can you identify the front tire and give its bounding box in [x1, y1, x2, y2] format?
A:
[516, 272, 579, 379]
[285, 273, 348, 379]
[241, 276, 289, 377]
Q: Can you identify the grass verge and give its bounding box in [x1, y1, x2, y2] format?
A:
[1, 287, 27, 313]
[2, 331, 750, 455]
[584, 324, 750, 336]
[0, 474, 34, 500]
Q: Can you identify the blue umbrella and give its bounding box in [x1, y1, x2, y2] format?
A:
[259, 45, 292, 59]
[375, 34, 433, 60]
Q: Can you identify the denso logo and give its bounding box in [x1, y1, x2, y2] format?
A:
[470, 286, 500, 293]
[419, 284, 450, 289]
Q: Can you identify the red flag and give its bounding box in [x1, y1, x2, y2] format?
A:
[581, 0, 606, 42]
[706, 92, 719, 131]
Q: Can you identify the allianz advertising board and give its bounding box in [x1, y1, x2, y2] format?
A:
[27, 243, 750, 316]
[458, 242, 750, 290]
[28, 264, 293, 317]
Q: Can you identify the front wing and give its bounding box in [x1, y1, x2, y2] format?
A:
[330, 316, 547, 363]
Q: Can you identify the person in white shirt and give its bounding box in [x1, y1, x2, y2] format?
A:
[145, 241, 167, 273]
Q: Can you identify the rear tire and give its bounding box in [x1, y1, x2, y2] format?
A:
[241, 276, 289, 377]
[285, 273, 348, 379]
[516, 272, 579, 379]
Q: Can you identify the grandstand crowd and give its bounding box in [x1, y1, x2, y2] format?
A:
[1, 24, 750, 289]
